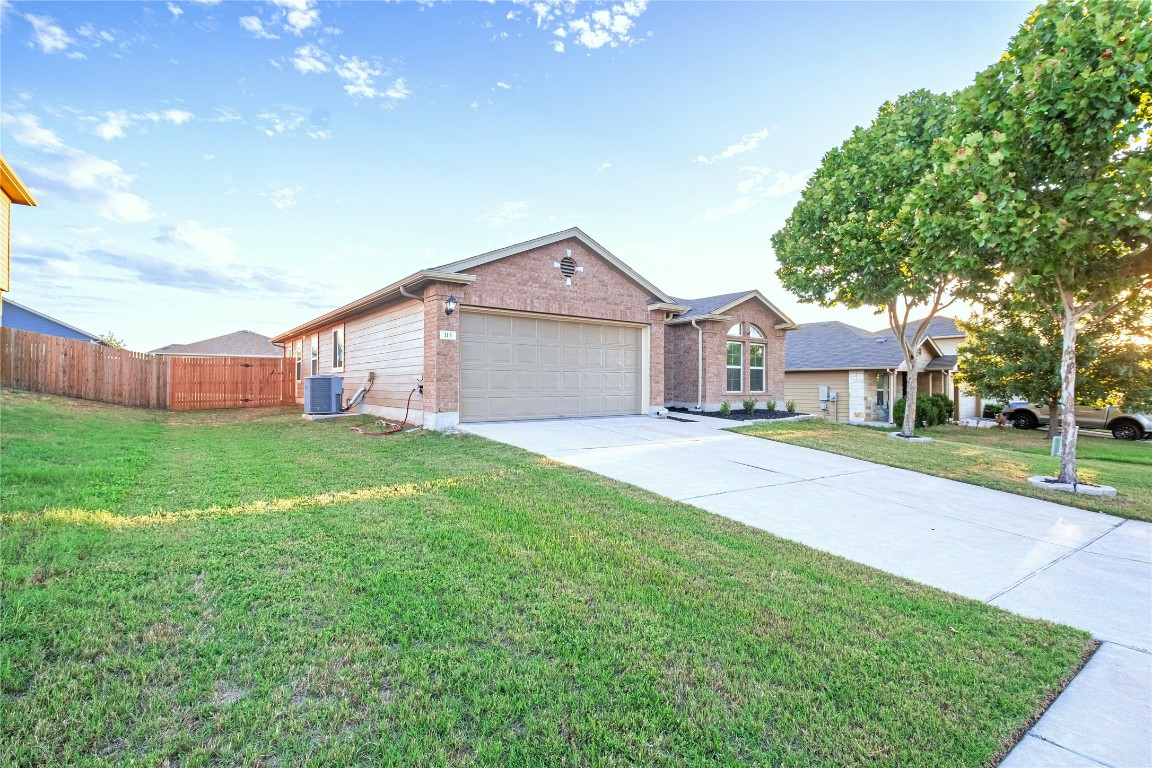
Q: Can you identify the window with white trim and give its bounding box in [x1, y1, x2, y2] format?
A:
[748, 324, 765, 339]
[727, 323, 742, 337]
[749, 344, 765, 392]
[294, 340, 302, 381]
[726, 342, 743, 392]
[332, 326, 345, 371]
[310, 334, 319, 376]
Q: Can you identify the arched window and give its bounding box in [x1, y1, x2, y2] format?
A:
[727, 323, 742, 337]
[748, 324, 765, 338]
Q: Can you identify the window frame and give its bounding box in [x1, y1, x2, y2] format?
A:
[726, 341, 743, 393]
[331, 326, 345, 372]
[876, 373, 887, 406]
[294, 339, 302, 381]
[747, 323, 765, 339]
[310, 334, 319, 376]
[749, 343, 766, 393]
[727, 322, 743, 337]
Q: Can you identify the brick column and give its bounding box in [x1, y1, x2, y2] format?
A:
[648, 311, 666, 413]
[700, 321, 727, 409]
[421, 282, 461, 430]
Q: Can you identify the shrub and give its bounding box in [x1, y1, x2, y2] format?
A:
[785, 400, 796, 414]
[894, 395, 954, 428]
[743, 399, 757, 414]
[982, 402, 1004, 419]
[766, 399, 777, 413]
[893, 397, 907, 426]
[719, 401, 731, 416]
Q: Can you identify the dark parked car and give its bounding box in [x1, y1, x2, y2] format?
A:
[1001, 402, 1151, 440]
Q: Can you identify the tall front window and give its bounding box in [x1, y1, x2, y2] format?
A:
[749, 344, 765, 392]
[310, 335, 319, 376]
[726, 342, 743, 392]
[332, 327, 345, 371]
[294, 340, 302, 381]
[876, 374, 887, 406]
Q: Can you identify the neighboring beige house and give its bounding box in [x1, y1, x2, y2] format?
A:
[151, 330, 281, 358]
[784, 316, 976, 424]
[0, 155, 39, 324]
[272, 228, 797, 428]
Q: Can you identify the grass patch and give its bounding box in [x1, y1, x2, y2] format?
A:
[1, 390, 1094, 766]
[734, 418, 1152, 522]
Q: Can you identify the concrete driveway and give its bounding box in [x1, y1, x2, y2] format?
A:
[460, 415, 1152, 768]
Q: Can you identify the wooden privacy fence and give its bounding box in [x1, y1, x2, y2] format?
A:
[1, 327, 295, 411]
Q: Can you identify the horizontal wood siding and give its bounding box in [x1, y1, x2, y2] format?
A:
[784, 370, 851, 423]
[1, 327, 166, 408]
[1, 192, 10, 292]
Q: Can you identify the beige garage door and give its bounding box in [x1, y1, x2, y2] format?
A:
[460, 311, 643, 422]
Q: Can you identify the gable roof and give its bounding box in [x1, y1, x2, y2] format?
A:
[151, 330, 281, 357]
[875, 315, 963, 340]
[787, 317, 962, 371]
[431, 227, 675, 304]
[1, 298, 105, 343]
[669, 290, 797, 328]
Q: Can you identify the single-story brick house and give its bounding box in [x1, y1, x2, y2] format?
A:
[271, 228, 797, 429]
[783, 316, 978, 424]
[150, 330, 282, 358]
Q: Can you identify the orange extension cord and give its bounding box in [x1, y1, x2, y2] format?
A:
[349, 387, 416, 436]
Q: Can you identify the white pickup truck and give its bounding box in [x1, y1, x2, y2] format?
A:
[1002, 402, 1151, 441]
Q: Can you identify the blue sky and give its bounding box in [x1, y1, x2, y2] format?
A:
[1, 0, 1030, 351]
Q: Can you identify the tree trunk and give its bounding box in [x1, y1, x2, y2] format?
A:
[1056, 299, 1079, 484]
[1046, 400, 1059, 439]
[901, 363, 920, 437]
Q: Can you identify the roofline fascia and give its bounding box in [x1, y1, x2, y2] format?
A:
[270, 270, 476, 343]
[430, 227, 676, 304]
[0, 155, 37, 206]
[647, 302, 690, 313]
[709, 290, 797, 328]
[665, 313, 732, 326]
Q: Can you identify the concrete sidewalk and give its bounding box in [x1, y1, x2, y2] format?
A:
[460, 415, 1152, 768]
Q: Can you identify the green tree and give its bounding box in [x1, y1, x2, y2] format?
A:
[772, 90, 964, 437]
[911, 0, 1152, 483]
[97, 331, 126, 349]
[958, 292, 1152, 437]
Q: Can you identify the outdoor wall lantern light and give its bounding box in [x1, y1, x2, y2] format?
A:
[444, 296, 458, 316]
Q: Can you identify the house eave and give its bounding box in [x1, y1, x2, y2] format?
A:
[270, 270, 476, 343]
[0, 156, 37, 207]
[665, 313, 732, 326]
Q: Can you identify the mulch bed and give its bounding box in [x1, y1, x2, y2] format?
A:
[667, 407, 807, 422]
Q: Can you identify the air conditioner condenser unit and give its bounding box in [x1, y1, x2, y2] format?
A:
[304, 375, 343, 415]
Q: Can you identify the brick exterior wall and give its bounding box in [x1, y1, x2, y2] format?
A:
[421, 282, 461, 428]
[452, 237, 666, 411]
[664, 297, 789, 410]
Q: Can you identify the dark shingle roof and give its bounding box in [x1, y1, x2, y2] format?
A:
[924, 355, 959, 371]
[151, 330, 281, 357]
[671, 291, 754, 320]
[786, 321, 906, 370]
[875, 316, 963, 340]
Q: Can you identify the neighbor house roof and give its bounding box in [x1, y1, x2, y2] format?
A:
[151, 330, 281, 357]
[273, 227, 674, 343]
[669, 290, 797, 328]
[876, 315, 963, 341]
[1, 298, 105, 343]
[0, 154, 37, 207]
[787, 317, 963, 371]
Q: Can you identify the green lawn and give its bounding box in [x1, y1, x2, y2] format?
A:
[734, 418, 1152, 522]
[1, 389, 1094, 767]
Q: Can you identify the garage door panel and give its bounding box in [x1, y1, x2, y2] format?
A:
[460, 311, 643, 422]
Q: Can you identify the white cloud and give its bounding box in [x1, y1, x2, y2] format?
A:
[89, 108, 196, 140]
[156, 220, 238, 259]
[268, 185, 302, 210]
[272, 0, 321, 36]
[495, 81, 511, 90]
[210, 107, 242, 123]
[65, 51, 88, 61]
[736, 166, 809, 198]
[257, 110, 306, 137]
[382, 78, 412, 102]
[597, 161, 612, 172]
[26, 14, 74, 54]
[700, 196, 755, 221]
[240, 16, 279, 39]
[167, 3, 184, 18]
[694, 128, 770, 165]
[479, 201, 528, 229]
[306, 128, 332, 140]
[291, 43, 329, 74]
[516, 0, 647, 51]
[334, 56, 382, 98]
[2, 111, 154, 223]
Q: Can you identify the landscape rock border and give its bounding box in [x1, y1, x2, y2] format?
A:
[1027, 476, 1117, 497]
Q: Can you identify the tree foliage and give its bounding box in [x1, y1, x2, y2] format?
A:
[910, 0, 1152, 482]
[97, 331, 126, 349]
[771, 90, 962, 436]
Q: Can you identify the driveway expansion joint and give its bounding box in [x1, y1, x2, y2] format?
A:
[985, 519, 1128, 603]
[1019, 733, 1115, 767]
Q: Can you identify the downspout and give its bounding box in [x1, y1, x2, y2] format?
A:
[398, 285, 424, 302]
[690, 319, 703, 410]
[885, 368, 895, 423]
